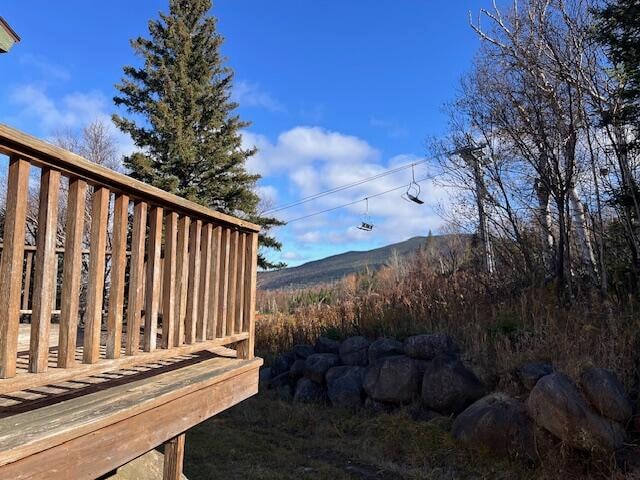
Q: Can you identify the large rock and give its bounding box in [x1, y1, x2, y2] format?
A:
[339, 336, 371, 366]
[271, 351, 296, 377]
[527, 373, 625, 452]
[304, 353, 340, 383]
[452, 393, 536, 460]
[404, 333, 459, 360]
[580, 367, 632, 424]
[368, 338, 404, 364]
[364, 355, 420, 404]
[288, 359, 306, 381]
[315, 336, 340, 354]
[293, 344, 316, 359]
[326, 366, 366, 409]
[421, 356, 485, 415]
[517, 362, 553, 390]
[294, 377, 327, 404]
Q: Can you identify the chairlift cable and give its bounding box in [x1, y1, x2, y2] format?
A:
[284, 173, 441, 224]
[262, 155, 442, 214]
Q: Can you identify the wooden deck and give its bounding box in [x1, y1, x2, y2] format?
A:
[0, 124, 262, 479]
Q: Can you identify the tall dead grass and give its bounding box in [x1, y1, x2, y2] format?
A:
[256, 250, 640, 393]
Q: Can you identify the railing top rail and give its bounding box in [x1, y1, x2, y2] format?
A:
[0, 123, 260, 233]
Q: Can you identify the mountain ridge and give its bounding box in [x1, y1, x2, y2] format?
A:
[258, 235, 450, 290]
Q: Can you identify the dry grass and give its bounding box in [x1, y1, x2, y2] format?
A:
[256, 251, 640, 393]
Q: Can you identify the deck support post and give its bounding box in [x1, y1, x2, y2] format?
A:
[163, 433, 186, 480]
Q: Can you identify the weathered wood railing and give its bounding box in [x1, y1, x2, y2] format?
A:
[0, 124, 259, 392]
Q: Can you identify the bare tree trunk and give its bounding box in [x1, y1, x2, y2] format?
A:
[569, 186, 597, 280]
[535, 177, 555, 275]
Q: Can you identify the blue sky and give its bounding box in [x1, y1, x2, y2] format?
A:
[0, 1, 487, 267]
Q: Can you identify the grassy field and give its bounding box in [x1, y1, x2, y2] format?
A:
[182, 390, 539, 480]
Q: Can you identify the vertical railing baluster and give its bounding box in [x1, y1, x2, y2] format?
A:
[0, 157, 30, 378]
[106, 193, 129, 359]
[185, 219, 202, 344]
[144, 206, 163, 352]
[234, 232, 246, 335]
[207, 226, 221, 340]
[216, 228, 230, 338]
[162, 211, 178, 349]
[84, 187, 110, 364]
[226, 230, 239, 335]
[237, 231, 258, 359]
[197, 223, 212, 342]
[126, 201, 147, 356]
[29, 168, 61, 373]
[58, 178, 87, 368]
[174, 216, 190, 347]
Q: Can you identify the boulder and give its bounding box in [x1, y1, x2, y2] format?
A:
[288, 359, 306, 381]
[517, 362, 553, 390]
[368, 338, 404, 364]
[364, 355, 420, 404]
[326, 366, 366, 409]
[580, 367, 632, 424]
[452, 393, 536, 460]
[527, 373, 625, 452]
[404, 333, 459, 360]
[293, 344, 315, 359]
[339, 336, 371, 366]
[315, 336, 340, 354]
[271, 351, 296, 377]
[304, 353, 340, 384]
[421, 356, 485, 415]
[294, 378, 327, 404]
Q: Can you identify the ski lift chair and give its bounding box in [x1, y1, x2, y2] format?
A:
[402, 164, 424, 204]
[357, 198, 374, 231]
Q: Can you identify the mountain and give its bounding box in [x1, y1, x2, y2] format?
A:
[258, 235, 441, 290]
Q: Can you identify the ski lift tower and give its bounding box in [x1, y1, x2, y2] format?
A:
[0, 17, 20, 53]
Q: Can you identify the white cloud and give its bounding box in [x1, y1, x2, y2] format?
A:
[246, 125, 452, 258]
[8, 84, 135, 163]
[233, 81, 285, 112]
[243, 126, 380, 176]
[18, 54, 71, 82]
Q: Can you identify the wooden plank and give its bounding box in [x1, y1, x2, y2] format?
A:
[29, 168, 60, 373]
[216, 228, 230, 338]
[0, 157, 29, 378]
[0, 356, 261, 464]
[185, 219, 202, 344]
[0, 364, 260, 480]
[58, 178, 87, 368]
[207, 226, 222, 340]
[0, 332, 248, 395]
[226, 230, 239, 336]
[163, 434, 185, 480]
[0, 124, 260, 233]
[237, 232, 258, 360]
[196, 223, 213, 342]
[174, 216, 190, 347]
[234, 233, 246, 335]
[144, 206, 163, 352]
[83, 187, 110, 364]
[21, 251, 33, 311]
[162, 212, 178, 349]
[126, 201, 147, 356]
[106, 193, 129, 359]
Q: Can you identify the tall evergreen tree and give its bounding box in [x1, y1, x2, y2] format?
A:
[113, 0, 283, 269]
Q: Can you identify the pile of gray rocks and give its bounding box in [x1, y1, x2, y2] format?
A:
[260, 333, 638, 461]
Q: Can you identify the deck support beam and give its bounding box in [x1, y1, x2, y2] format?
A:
[163, 433, 185, 480]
